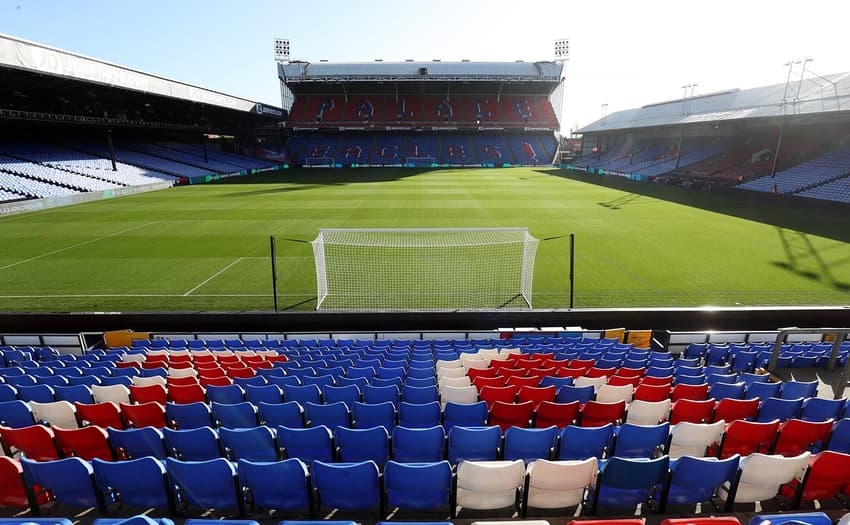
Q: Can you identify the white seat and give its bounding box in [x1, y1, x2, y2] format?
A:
[146, 350, 169, 358]
[437, 367, 467, 379]
[499, 348, 522, 358]
[668, 420, 725, 458]
[462, 359, 488, 372]
[524, 458, 597, 510]
[625, 399, 671, 425]
[440, 385, 479, 407]
[121, 354, 146, 364]
[167, 367, 199, 378]
[168, 350, 191, 358]
[212, 350, 235, 358]
[438, 376, 472, 388]
[717, 452, 810, 504]
[190, 350, 213, 358]
[91, 384, 131, 405]
[574, 376, 608, 391]
[595, 384, 633, 403]
[456, 460, 526, 511]
[30, 400, 78, 429]
[436, 359, 463, 370]
[476, 349, 501, 364]
[131, 375, 168, 388]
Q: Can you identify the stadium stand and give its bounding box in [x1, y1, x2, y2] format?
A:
[737, 146, 850, 194]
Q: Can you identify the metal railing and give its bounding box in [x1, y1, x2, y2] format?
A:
[766, 327, 850, 399]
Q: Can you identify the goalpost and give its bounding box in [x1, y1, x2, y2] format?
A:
[311, 228, 540, 310]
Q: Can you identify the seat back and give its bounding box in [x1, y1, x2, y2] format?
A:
[456, 459, 525, 511]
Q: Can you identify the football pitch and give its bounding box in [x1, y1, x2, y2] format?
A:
[0, 167, 849, 313]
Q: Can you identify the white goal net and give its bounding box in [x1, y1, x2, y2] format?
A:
[311, 228, 539, 310]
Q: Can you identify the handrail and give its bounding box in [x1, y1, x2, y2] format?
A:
[766, 327, 850, 399]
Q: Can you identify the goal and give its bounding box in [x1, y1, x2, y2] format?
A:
[311, 228, 539, 310]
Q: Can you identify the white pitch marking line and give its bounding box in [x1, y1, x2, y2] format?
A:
[183, 258, 245, 296]
[0, 221, 159, 271]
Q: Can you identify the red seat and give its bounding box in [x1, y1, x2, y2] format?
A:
[53, 425, 113, 461]
[74, 401, 123, 429]
[472, 376, 507, 390]
[217, 355, 242, 365]
[569, 358, 595, 371]
[671, 383, 709, 401]
[772, 418, 834, 457]
[479, 385, 518, 409]
[580, 400, 626, 427]
[468, 367, 498, 381]
[167, 361, 194, 370]
[194, 362, 222, 371]
[0, 425, 59, 461]
[616, 367, 646, 378]
[556, 367, 587, 379]
[607, 375, 641, 387]
[530, 353, 555, 361]
[120, 402, 166, 428]
[166, 376, 199, 387]
[498, 368, 528, 379]
[713, 398, 759, 422]
[506, 376, 541, 389]
[199, 375, 234, 387]
[641, 375, 673, 387]
[717, 419, 780, 458]
[489, 359, 515, 372]
[517, 386, 556, 408]
[670, 398, 716, 424]
[0, 456, 48, 507]
[114, 361, 141, 369]
[514, 358, 545, 370]
[225, 367, 255, 379]
[141, 361, 168, 370]
[490, 400, 535, 431]
[167, 384, 206, 404]
[780, 450, 850, 504]
[633, 384, 671, 402]
[192, 355, 217, 365]
[129, 384, 167, 405]
[586, 367, 616, 378]
[525, 367, 556, 380]
[534, 401, 580, 428]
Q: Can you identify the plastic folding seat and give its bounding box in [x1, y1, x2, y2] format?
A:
[371, 377, 403, 389]
[0, 455, 47, 508]
[163, 426, 221, 461]
[16, 384, 54, 403]
[117, 401, 165, 428]
[391, 425, 445, 462]
[674, 374, 708, 386]
[467, 367, 497, 382]
[401, 385, 439, 405]
[558, 423, 614, 460]
[398, 401, 441, 429]
[267, 375, 302, 388]
[447, 425, 501, 464]
[669, 398, 715, 424]
[318, 385, 358, 407]
[479, 385, 518, 408]
[662, 455, 740, 512]
[588, 455, 668, 513]
[503, 426, 557, 464]
[506, 376, 542, 390]
[575, 376, 609, 391]
[450, 459, 526, 516]
[614, 422, 669, 458]
[718, 419, 781, 458]
[30, 400, 78, 428]
[163, 401, 209, 429]
[219, 426, 278, 462]
[444, 401, 488, 431]
[625, 399, 671, 426]
[128, 384, 167, 405]
[596, 384, 634, 404]
[54, 425, 113, 461]
[347, 401, 392, 431]
[745, 381, 781, 400]
[581, 400, 626, 427]
[439, 385, 478, 408]
[731, 351, 758, 373]
[301, 375, 335, 389]
[0, 400, 31, 429]
[631, 384, 669, 402]
[539, 376, 574, 390]
[21, 456, 103, 514]
[709, 382, 745, 400]
[714, 398, 760, 422]
[747, 514, 829, 525]
[800, 398, 845, 422]
[362, 384, 400, 406]
[534, 400, 580, 428]
[556, 384, 595, 404]
[781, 380, 818, 400]
[237, 457, 311, 515]
[304, 401, 349, 429]
[779, 450, 850, 507]
[278, 425, 335, 463]
[107, 426, 166, 460]
[204, 384, 244, 404]
[472, 376, 507, 390]
[517, 386, 556, 409]
[243, 384, 282, 405]
[312, 460, 380, 515]
[211, 401, 258, 429]
[717, 452, 810, 507]
[335, 426, 389, 466]
[91, 384, 131, 405]
[668, 420, 725, 458]
[772, 419, 833, 456]
[383, 460, 452, 516]
[165, 457, 244, 516]
[0, 425, 60, 461]
[521, 457, 597, 516]
[646, 365, 675, 378]
[255, 401, 302, 428]
[438, 376, 471, 389]
[738, 372, 769, 387]
[3, 375, 36, 388]
[166, 383, 206, 404]
[93, 456, 174, 515]
[406, 368, 436, 381]
[490, 400, 535, 431]
[758, 397, 803, 422]
[0, 385, 17, 403]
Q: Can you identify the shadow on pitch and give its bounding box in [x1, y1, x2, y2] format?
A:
[212, 168, 441, 197]
[772, 227, 850, 292]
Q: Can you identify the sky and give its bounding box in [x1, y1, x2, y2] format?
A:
[3, 0, 849, 133]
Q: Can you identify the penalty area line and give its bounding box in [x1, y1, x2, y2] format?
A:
[183, 257, 245, 296]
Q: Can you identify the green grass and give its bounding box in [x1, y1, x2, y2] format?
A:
[0, 167, 848, 312]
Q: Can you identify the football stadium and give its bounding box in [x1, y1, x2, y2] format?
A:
[1, 6, 850, 525]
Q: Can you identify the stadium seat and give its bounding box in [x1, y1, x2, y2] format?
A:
[323, 385, 361, 406]
[613, 422, 669, 458]
[312, 460, 381, 515]
[0, 401, 34, 428]
[590, 456, 669, 514]
[121, 401, 167, 428]
[447, 425, 501, 463]
[335, 426, 389, 466]
[166, 401, 211, 429]
[129, 384, 167, 405]
[383, 460, 453, 516]
[800, 398, 845, 422]
[277, 425, 335, 463]
[398, 401, 441, 428]
[304, 401, 349, 429]
[237, 457, 312, 515]
[257, 401, 303, 428]
[534, 400, 580, 428]
[392, 425, 445, 462]
[21, 456, 103, 514]
[53, 425, 113, 461]
[780, 450, 850, 507]
[0, 456, 46, 508]
[92, 384, 131, 405]
[490, 400, 535, 431]
[714, 398, 760, 422]
[444, 401, 488, 431]
[30, 400, 78, 428]
[362, 385, 400, 406]
[219, 426, 278, 462]
[162, 426, 221, 461]
[502, 426, 557, 463]
[16, 385, 55, 403]
[107, 426, 167, 460]
[668, 420, 725, 458]
[745, 381, 782, 400]
[581, 400, 626, 426]
[758, 397, 804, 422]
[211, 401, 258, 429]
[780, 380, 818, 400]
[626, 399, 671, 425]
[661, 454, 740, 512]
[671, 383, 709, 401]
[718, 419, 780, 458]
[670, 398, 715, 424]
[205, 384, 245, 404]
[558, 424, 614, 460]
[244, 384, 283, 405]
[92, 456, 175, 515]
[75, 401, 123, 428]
[772, 418, 833, 456]
[165, 457, 245, 516]
[717, 452, 811, 507]
[455, 459, 525, 514]
[522, 457, 597, 516]
[0, 424, 60, 461]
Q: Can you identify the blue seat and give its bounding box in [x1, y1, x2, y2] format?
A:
[758, 397, 803, 422]
[444, 401, 488, 431]
[748, 513, 831, 525]
[745, 381, 781, 400]
[257, 401, 304, 427]
[801, 398, 845, 422]
[205, 384, 245, 404]
[401, 385, 439, 404]
[335, 426, 389, 466]
[398, 401, 441, 429]
[336, 376, 370, 389]
[286, 368, 317, 380]
[377, 367, 406, 381]
[283, 384, 322, 405]
[646, 366, 674, 378]
[706, 373, 738, 386]
[447, 425, 501, 464]
[244, 384, 283, 405]
[503, 426, 557, 464]
[372, 377, 404, 389]
[591, 455, 669, 513]
[555, 385, 594, 404]
[352, 401, 396, 431]
[384, 460, 452, 515]
[363, 385, 401, 406]
[323, 385, 361, 406]
[211, 401, 258, 429]
[539, 376, 574, 390]
[267, 376, 301, 388]
[277, 425, 335, 463]
[165, 457, 244, 516]
[302, 375, 336, 388]
[37, 376, 70, 388]
[346, 367, 376, 380]
[404, 377, 437, 388]
[16, 385, 55, 403]
[21, 456, 104, 513]
[220, 426, 278, 462]
[53, 385, 94, 404]
[0, 400, 34, 428]
[708, 382, 745, 400]
[731, 351, 757, 373]
[661, 455, 740, 512]
[406, 368, 436, 380]
[738, 372, 769, 387]
[92, 456, 175, 514]
[704, 364, 732, 376]
[162, 427, 221, 461]
[780, 380, 818, 400]
[305, 401, 350, 429]
[165, 402, 212, 429]
[0, 385, 17, 402]
[392, 425, 446, 462]
[613, 422, 670, 458]
[706, 346, 730, 365]
[312, 460, 381, 514]
[237, 458, 312, 514]
[558, 424, 614, 460]
[68, 375, 102, 387]
[107, 427, 167, 460]
[674, 374, 707, 386]
[826, 418, 850, 453]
